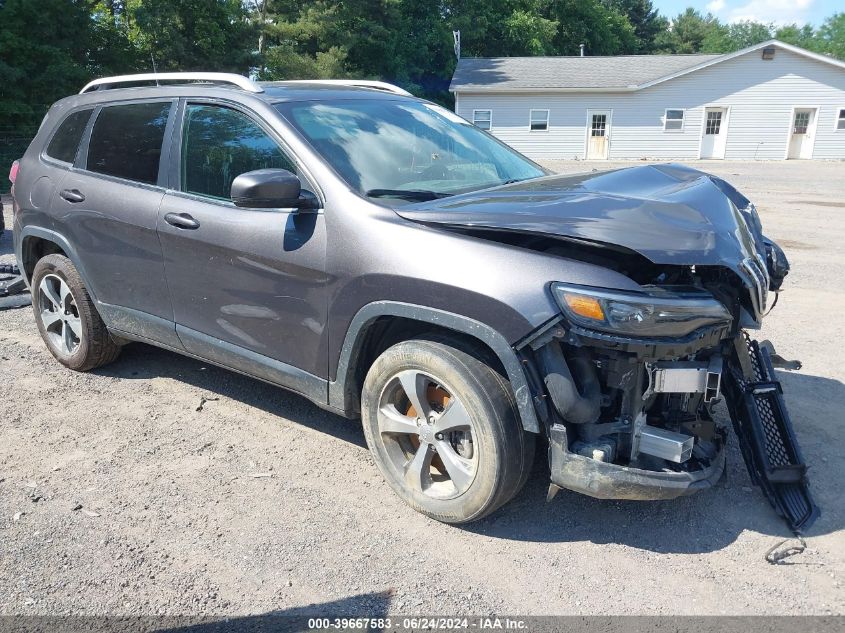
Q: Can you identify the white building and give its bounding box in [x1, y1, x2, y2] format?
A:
[450, 40, 845, 160]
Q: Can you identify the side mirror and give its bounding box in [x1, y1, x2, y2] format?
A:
[231, 168, 317, 210]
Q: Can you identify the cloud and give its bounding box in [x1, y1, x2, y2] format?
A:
[722, 0, 815, 25]
[706, 0, 726, 12]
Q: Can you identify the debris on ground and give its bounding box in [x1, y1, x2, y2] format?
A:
[0, 263, 30, 310]
[81, 509, 101, 518]
[196, 396, 220, 412]
[765, 536, 808, 565]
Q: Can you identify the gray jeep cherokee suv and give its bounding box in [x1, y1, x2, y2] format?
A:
[10, 73, 817, 528]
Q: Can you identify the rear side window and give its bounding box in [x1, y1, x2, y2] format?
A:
[87, 102, 171, 185]
[45, 109, 93, 164]
[181, 104, 296, 200]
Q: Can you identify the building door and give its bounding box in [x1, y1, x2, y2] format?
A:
[787, 108, 817, 159]
[586, 110, 611, 159]
[700, 107, 728, 159]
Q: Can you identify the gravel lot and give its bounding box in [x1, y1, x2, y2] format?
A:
[1, 160, 843, 617]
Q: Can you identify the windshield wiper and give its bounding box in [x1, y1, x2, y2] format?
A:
[365, 189, 452, 201]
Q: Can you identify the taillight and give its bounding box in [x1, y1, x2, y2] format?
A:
[9, 159, 19, 184]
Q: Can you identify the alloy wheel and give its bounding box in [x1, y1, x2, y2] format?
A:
[38, 273, 82, 357]
[376, 369, 478, 500]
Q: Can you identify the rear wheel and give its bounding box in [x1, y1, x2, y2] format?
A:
[362, 337, 534, 523]
[31, 254, 121, 371]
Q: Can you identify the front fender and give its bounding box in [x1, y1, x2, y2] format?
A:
[329, 301, 543, 433]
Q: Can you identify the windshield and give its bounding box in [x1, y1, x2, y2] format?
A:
[275, 99, 546, 201]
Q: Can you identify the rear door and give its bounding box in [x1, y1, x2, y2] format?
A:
[54, 99, 181, 347]
[156, 101, 328, 394]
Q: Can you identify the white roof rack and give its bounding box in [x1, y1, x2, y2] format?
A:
[277, 80, 412, 96]
[80, 72, 263, 94]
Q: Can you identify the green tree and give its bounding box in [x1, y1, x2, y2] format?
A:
[816, 12, 845, 60]
[702, 20, 773, 52]
[605, 0, 668, 52]
[774, 23, 817, 50]
[259, 0, 454, 99]
[0, 0, 133, 128]
[547, 0, 638, 56]
[127, 0, 256, 72]
[656, 8, 719, 53]
[502, 7, 559, 56]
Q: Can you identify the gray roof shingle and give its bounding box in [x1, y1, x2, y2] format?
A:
[449, 54, 723, 91]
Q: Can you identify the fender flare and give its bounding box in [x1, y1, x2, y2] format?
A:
[328, 301, 541, 433]
[15, 226, 99, 301]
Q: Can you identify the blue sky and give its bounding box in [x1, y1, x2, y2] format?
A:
[651, 0, 840, 26]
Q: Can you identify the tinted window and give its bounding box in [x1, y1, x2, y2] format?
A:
[87, 102, 171, 185]
[45, 109, 93, 163]
[181, 104, 295, 200]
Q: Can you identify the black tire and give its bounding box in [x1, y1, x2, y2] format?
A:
[31, 254, 121, 371]
[362, 337, 534, 524]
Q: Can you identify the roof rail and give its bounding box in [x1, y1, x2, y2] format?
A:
[80, 73, 263, 94]
[276, 80, 412, 96]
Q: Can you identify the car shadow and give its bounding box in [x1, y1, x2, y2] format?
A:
[94, 341, 369, 449]
[154, 590, 393, 632]
[96, 342, 844, 555]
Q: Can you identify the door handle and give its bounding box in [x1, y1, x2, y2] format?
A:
[60, 189, 85, 203]
[164, 212, 200, 230]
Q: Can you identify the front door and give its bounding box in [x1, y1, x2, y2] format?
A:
[787, 108, 817, 159]
[700, 107, 728, 159]
[157, 102, 328, 390]
[586, 110, 611, 159]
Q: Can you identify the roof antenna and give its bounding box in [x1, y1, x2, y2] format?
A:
[150, 53, 160, 86]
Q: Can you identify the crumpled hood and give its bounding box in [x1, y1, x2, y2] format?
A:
[396, 163, 766, 269]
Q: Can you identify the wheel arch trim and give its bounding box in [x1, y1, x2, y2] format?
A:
[16, 226, 99, 302]
[329, 301, 540, 433]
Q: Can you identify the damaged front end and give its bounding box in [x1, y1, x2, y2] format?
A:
[521, 257, 818, 532]
[523, 284, 732, 503]
[398, 163, 819, 531]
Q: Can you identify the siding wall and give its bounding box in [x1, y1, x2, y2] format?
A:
[455, 48, 845, 160]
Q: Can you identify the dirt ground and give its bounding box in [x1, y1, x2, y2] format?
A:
[0, 160, 843, 617]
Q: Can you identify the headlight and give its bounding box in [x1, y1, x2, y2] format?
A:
[551, 283, 732, 338]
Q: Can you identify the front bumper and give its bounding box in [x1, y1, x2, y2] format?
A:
[547, 424, 725, 501]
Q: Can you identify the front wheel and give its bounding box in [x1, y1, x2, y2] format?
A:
[361, 337, 534, 523]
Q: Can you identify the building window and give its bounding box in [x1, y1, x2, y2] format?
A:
[792, 111, 810, 135]
[591, 114, 607, 137]
[705, 110, 725, 135]
[663, 109, 684, 131]
[836, 108, 845, 131]
[472, 109, 492, 131]
[529, 109, 549, 131]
